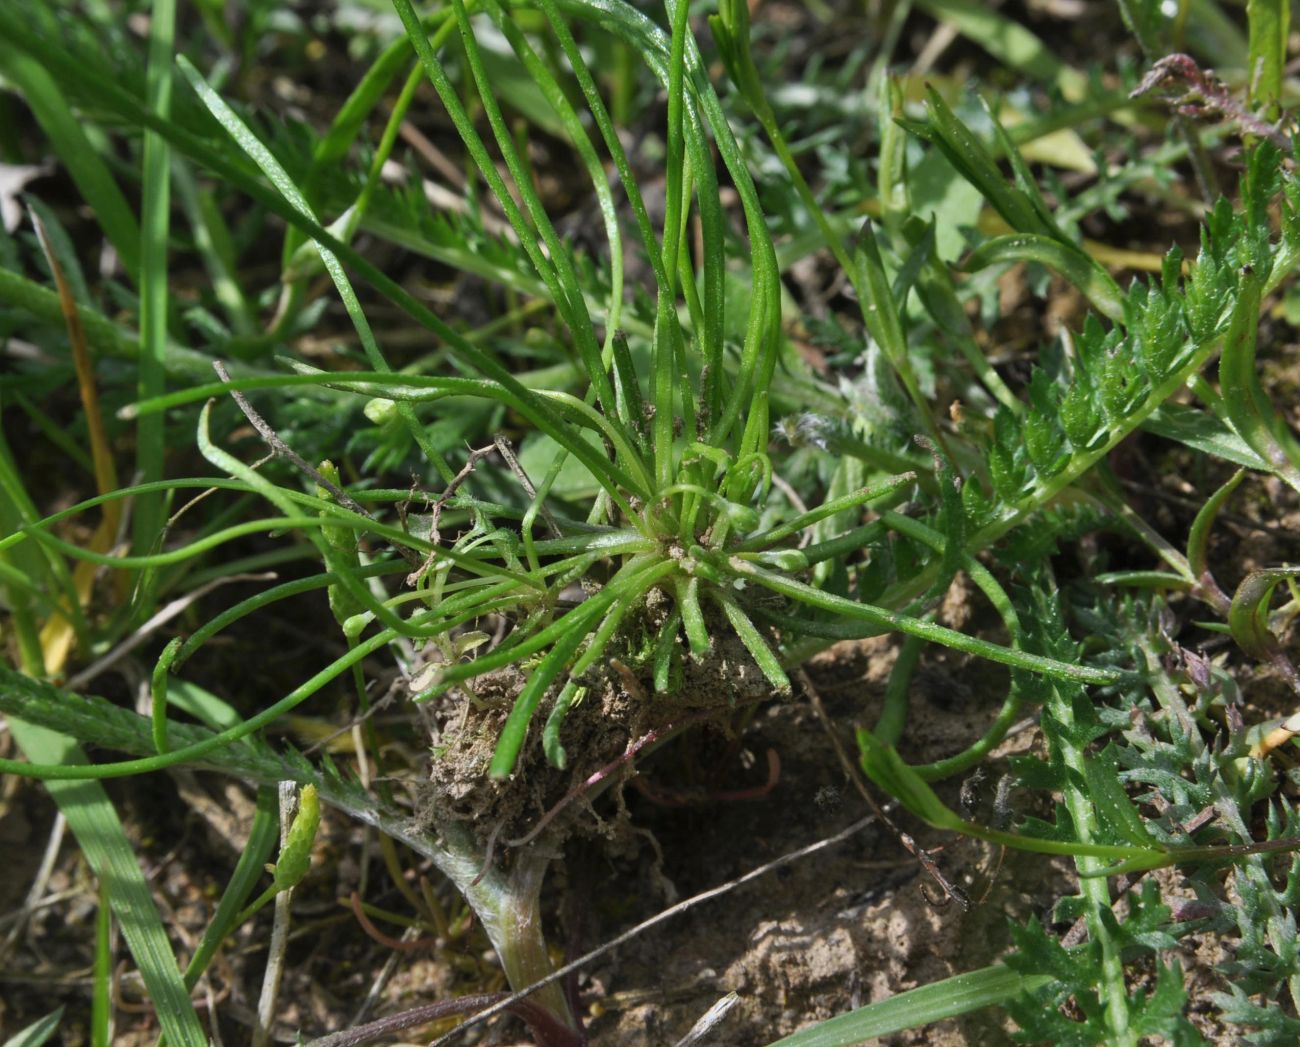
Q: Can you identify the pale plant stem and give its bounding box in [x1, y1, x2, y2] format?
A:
[252, 782, 297, 1047]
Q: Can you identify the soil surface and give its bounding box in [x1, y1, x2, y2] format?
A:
[0, 610, 1068, 1046]
[2, 559, 1277, 1045]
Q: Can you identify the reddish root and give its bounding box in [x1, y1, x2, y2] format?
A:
[348, 891, 436, 952]
[631, 746, 782, 807]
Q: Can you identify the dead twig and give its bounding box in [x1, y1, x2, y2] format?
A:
[404, 442, 498, 585]
[252, 783, 298, 1047]
[0, 812, 67, 956]
[796, 667, 969, 910]
[65, 572, 278, 691]
[212, 361, 420, 570]
[214, 362, 361, 514]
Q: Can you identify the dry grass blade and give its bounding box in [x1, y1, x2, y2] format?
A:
[29, 207, 123, 675]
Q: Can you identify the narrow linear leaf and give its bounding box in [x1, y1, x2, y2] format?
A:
[912, 0, 1087, 100]
[732, 558, 1120, 685]
[963, 233, 1125, 323]
[6, 720, 207, 1047]
[858, 730, 1165, 867]
[1217, 270, 1300, 492]
[765, 964, 1053, 1046]
[2, 1007, 65, 1047]
[183, 786, 279, 988]
[134, 0, 178, 559]
[1247, 0, 1288, 115]
[857, 729, 964, 831]
[92, 878, 110, 1047]
[1143, 405, 1269, 471]
[0, 43, 140, 280]
[1187, 469, 1246, 581]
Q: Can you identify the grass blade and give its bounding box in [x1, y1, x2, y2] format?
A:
[766, 963, 1053, 1046]
[1247, 0, 1288, 115]
[913, 0, 1087, 100]
[2, 1008, 64, 1047]
[173, 54, 460, 486]
[0, 265, 265, 383]
[6, 720, 207, 1047]
[182, 785, 279, 987]
[0, 42, 140, 281]
[133, 0, 177, 563]
[963, 233, 1125, 323]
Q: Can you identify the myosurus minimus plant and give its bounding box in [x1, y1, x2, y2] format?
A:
[2, 0, 1300, 1043]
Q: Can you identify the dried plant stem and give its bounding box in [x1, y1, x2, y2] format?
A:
[251, 782, 298, 1047]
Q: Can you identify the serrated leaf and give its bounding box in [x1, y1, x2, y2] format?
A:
[1006, 915, 1078, 981]
[1082, 743, 1161, 847]
[1060, 378, 1103, 450]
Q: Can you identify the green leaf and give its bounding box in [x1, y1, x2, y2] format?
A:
[272, 783, 320, 891]
[542, 681, 582, 769]
[963, 233, 1125, 323]
[517, 429, 609, 499]
[2, 1008, 64, 1047]
[1006, 915, 1080, 982]
[907, 148, 986, 262]
[912, 88, 1053, 240]
[1217, 265, 1300, 493]
[1228, 567, 1300, 658]
[857, 729, 964, 831]
[765, 963, 1053, 1046]
[912, 0, 1088, 99]
[736, 558, 1120, 685]
[6, 720, 207, 1047]
[133, 0, 177, 563]
[1247, 0, 1289, 115]
[857, 729, 1166, 871]
[1093, 570, 1192, 590]
[713, 593, 790, 692]
[1142, 405, 1270, 470]
[1081, 743, 1161, 848]
[182, 786, 279, 988]
[1187, 468, 1246, 581]
[0, 42, 141, 281]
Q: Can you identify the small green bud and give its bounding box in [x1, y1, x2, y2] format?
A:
[363, 397, 397, 425]
[272, 784, 320, 892]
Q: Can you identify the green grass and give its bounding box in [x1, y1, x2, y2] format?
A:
[2, 0, 1300, 1043]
